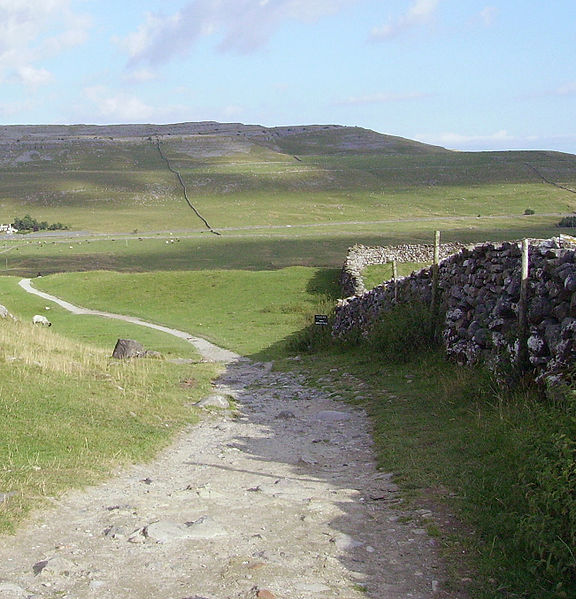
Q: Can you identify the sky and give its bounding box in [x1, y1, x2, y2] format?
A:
[0, 0, 575, 153]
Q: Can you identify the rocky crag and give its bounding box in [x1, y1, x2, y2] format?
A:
[334, 238, 576, 386]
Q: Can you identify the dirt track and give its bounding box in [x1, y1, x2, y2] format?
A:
[0, 283, 464, 598]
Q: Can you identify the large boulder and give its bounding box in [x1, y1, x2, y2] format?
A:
[112, 339, 147, 359]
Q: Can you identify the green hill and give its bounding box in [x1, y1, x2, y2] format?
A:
[0, 122, 575, 266]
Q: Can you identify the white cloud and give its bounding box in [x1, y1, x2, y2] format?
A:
[83, 86, 158, 122]
[415, 130, 576, 153]
[15, 65, 53, 86]
[478, 6, 498, 26]
[122, 0, 352, 66]
[81, 86, 193, 124]
[0, 0, 90, 84]
[124, 67, 159, 84]
[337, 91, 429, 105]
[371, 0, 440, 41]
[555, 81, 576, 96]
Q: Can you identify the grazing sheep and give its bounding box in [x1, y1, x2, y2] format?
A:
[0, 304, 16, 320]
[32, 314, 51, 326]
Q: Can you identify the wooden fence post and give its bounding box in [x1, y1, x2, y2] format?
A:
[517, 239, 530, 371]
[430, 231, 441, 339]
[392, 260, 398, 302]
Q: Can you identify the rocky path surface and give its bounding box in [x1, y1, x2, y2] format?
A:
[1, 283, 459, 599]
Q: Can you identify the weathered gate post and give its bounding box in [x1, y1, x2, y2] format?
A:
[431, 230, 441, 337]
[517, 238, 530, 372]
[392, 259, 398, 302]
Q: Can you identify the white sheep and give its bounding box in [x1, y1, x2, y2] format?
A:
[32, 314, 51, 326]
[0, 304, 16, 320]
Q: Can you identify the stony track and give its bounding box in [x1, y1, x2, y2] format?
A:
[0, 283, 462, 599]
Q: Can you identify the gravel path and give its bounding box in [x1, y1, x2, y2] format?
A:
[0, 283, 462, 599]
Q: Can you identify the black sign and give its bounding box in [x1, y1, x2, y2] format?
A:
[314, 314, 329, 326]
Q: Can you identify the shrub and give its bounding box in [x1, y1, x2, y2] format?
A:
[524, 208, 536, 215]
[366, 301, 441, 362]
[558, 216, 576, 228]
[12, 215, 69, 232]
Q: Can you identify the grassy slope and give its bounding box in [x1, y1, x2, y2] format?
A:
[0, 276, 198, 357]
[0, 315, 217, 533]
[32, 267, 340, 359]
[0, 130, 575, 235]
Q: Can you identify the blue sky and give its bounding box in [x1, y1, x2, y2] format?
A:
[1, 0, 575, 153]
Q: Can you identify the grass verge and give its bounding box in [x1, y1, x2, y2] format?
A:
[280, 305, 576, 598]
[0, 317, 217, 534]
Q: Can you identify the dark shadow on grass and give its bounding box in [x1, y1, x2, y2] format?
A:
[2, 222, 565, 277]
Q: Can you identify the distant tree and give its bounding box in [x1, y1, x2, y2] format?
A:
[12, 214, 69, 233]
[558, 216, 576, 228]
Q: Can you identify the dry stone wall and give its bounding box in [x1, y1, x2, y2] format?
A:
[340, 243, 469, 296]
[334, 238, 576, 385]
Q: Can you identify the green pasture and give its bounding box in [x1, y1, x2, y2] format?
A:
[0, 211, 567, 277]
[2, 181, 571, 233]
[362, 262, 429, 289]
[32, 267, 340, 359]
[0, 277, 199, 357]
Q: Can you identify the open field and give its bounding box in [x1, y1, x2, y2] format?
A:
[2, 123, 576, 595]
[31, 267, 340, 359]
[0, 212, 569, 276]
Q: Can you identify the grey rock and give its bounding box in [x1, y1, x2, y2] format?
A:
[184, 515, 227, 539]
[313, 410, 351, 423]
[276, 410, 296, 420]
[144, 520, 192, 543]
[103, 525, 128, 540]
[332, 534, 364, 550]
[565, 274, 576, 292]
[112, 339, 146, 359]
[33, 556, 77, 577]
[0, 583, 28, 598]
[196, 393, 231, 409]
[472, 327, 490, 348]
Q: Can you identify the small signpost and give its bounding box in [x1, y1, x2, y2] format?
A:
[314, 314, 329, 326]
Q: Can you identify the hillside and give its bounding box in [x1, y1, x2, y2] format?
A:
[0, 122, 449, 155]
[0, 121, 575, 256]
